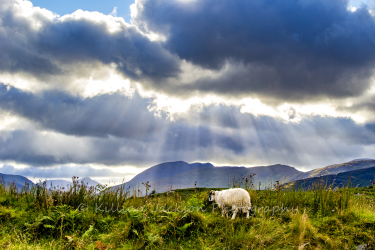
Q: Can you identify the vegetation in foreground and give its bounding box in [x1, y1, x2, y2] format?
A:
[0, 176, 375, 249]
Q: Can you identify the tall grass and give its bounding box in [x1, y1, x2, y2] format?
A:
[0, 176, 374, 249]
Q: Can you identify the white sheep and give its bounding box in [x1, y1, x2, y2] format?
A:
[209, 188, 252, 219]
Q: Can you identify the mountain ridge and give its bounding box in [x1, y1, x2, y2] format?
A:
[284, 166, 375, 190]
[2, 159, 375, 193]
[37, 177, 101, 189]
[292, 159, 375, 181]
[0, 173, 34, 189]
[112, 161, 303, 193]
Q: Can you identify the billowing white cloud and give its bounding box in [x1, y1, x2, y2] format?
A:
[0, 0, 180, 94]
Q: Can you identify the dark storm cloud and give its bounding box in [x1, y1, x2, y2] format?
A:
[1, 115, 374, 168]
[0, 84, 247, 153]
[196, 105, 241, 129]
[0, 84, 249, 165]
[366, 123, 375, 133]
[0, 83, 164, 139]
[3, 0, 375, 102]
[162, 124, 244, 154]
[134, 0, 375, 100]
[0, 127, 243, 166]
[0, 0, 179, 80]
[0, 128, 155, 166]
[1, 84, 375, 167]
[0, 130, 60, 165]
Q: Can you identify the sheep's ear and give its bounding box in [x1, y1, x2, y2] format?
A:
[210, 190, 215, 194]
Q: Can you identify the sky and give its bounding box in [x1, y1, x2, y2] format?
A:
[1, 0, 375, 184]
[30, 0, 134, 22]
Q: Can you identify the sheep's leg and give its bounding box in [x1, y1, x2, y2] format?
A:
[231, 206, 238, 220]
[220, 205, 225, 217]
[246, 207, 250, 219]
[223, 206, 228, 218]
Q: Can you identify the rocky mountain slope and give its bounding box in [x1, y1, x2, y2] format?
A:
[292, 159, 375, 180]
[285, 166, 375, 190]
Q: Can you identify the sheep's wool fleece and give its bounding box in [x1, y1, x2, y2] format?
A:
[216, 188, 251, 207]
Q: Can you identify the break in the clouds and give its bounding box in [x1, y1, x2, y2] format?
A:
[1, 0, 375, 178]
[0, 0, 179, 88]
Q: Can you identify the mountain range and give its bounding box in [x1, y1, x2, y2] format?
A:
[0, 175, 100, 191]
[37, 177, 100, 189]
[285, 166, 375, 190]
[110, 161, 302, 194]
[292, 159, 375, 180]
[1, 159, 374, 193]
[111, 159, 374, 193]
[0, 173, 34, 190]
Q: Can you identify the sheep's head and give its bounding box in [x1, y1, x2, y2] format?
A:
[209, 190, 215, 202]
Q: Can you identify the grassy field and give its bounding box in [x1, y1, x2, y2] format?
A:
[0, 177, 374, 249]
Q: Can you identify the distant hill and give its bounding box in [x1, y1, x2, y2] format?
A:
[111, 161, 215, 193]
[38, 177, 100, 190]
[128, 161, 215, 183]
[39, 180, 72, 189]
[284, 166, 375, 190]
[0, 173, 34, 189]
[292, 159, 375, 181]
[111, 161, 302, 194]
[80, 177, 101, 188]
